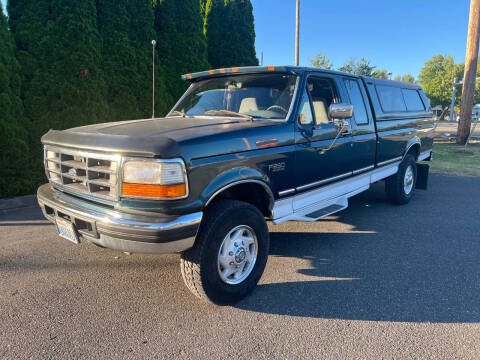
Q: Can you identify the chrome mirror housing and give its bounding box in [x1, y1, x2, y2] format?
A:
[328, 103, 353, 120]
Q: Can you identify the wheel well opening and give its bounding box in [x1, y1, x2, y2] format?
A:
[406, 143, 420, 160]
[207, 182, 273, 218]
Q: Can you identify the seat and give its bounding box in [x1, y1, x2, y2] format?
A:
[312, 98, 329, 125]
[239, 98, 258, 113]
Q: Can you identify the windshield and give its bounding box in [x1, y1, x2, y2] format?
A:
[169, 73, 298, 120]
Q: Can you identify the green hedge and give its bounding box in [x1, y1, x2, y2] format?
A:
[0, 0, 258, 198]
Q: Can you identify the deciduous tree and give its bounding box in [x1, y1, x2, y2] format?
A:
[394, 74, 416, 83]
[418, 55, 463, 108]
[372, 69, 390, 79]
[310, 52, 333, 69]
[355, 57, 376, 77]
[338, 58, 356, 74]
[338, 57, 378, 77]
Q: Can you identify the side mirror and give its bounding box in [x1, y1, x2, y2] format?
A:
[328, 103, 353, 120]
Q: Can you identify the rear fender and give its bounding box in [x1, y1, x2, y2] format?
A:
[404, 137, 421, 160]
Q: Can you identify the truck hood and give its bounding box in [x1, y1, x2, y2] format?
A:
[41, 117, 260, 158]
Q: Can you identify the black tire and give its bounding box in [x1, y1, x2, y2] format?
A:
[385, 154, 417, 205]
[180, 200, 269, 305]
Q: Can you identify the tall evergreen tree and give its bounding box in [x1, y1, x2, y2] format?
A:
[204, 0, 258, 69]
[228, 0, 257, 66]
[97, 0, 171, 120]
[0, 8, 29, 197]
[155, 0, 209, 102]
[127, 0, 172, 117]
[8, 0, 109, 186]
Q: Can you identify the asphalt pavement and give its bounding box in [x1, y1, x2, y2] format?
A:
[1, 173, 479, 359]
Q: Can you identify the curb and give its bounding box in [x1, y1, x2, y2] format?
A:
[0, 195, 38, 214]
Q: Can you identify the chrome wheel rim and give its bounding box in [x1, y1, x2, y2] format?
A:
[217, 225, 258, 285]
[403, 165, 414, 194]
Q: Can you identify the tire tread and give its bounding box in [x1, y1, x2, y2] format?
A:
[180, 200, 268, 304]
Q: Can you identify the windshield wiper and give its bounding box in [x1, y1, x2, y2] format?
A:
[204, 109, 253, 121]
[168, 110, 188, 118]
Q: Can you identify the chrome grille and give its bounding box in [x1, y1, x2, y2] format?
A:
[44, 146, 121, 201]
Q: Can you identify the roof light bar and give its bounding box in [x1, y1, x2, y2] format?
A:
[181, 65, 289, 81]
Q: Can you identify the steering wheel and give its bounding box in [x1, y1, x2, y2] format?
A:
[266, 105, 288, 115]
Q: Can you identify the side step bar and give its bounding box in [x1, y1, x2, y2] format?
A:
[272, 160, 403, 224]
[274, 196, 348, 223]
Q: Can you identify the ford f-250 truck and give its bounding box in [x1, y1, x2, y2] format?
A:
[37, 66, 433, 304]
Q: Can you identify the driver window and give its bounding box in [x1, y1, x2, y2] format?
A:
[307, 77, 339, 126]
[298, 89, 314, 125]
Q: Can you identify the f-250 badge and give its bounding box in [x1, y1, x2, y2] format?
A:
[268, 162, 285, 172]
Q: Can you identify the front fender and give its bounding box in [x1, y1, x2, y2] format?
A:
[199, 167, 273, 207]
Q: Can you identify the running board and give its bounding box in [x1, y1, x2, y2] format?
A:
[274, 197, 348, 223]
[272, 161, 401, 224]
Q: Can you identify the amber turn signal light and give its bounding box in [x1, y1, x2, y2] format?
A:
[122, 183, 186, 199]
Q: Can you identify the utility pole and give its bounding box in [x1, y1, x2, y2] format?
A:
[457, 0, 480, 144]
[295, 0, 300, 66]
[450, 78, 457, 122]
[151, 40, 156, 119]
[261, 51, 263, 66]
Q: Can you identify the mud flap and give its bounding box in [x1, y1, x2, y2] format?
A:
[416, 163, 429, 190]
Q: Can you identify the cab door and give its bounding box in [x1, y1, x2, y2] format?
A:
[294, 74, 354, 206]
[340, 77, 376, 173]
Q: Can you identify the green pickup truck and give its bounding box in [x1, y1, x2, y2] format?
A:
[37, 66, 434, 304]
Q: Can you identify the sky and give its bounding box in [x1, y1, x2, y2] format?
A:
[252, 0, 471, 78]
[1, 0, 471, 78]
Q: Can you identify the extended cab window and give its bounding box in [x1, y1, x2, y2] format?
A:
[402, 89, 425, 111]
[306, 77, 338, 126]
[170, 73, 298, 120]
[344, 79, 369, 124]
[375, 85, 407, 112]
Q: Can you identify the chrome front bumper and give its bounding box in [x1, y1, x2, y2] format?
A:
[37, 184, 202, 254]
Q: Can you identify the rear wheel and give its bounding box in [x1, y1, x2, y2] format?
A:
[180, 200, 269, 305]
[385, 154, 417, 205]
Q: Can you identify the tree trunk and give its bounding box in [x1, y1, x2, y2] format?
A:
[457, 0, 480, 144]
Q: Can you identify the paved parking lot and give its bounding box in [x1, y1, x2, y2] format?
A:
[1, 173, 479, 359]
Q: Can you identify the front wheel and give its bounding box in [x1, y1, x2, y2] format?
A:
[385, 154, 417, 205]
[180, 200, 269, 305]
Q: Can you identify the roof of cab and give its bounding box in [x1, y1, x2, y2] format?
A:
[182, 65, 422, 89]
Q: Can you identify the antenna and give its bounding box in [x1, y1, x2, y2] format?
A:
[151, 40, 156, 118]
[295, 0, 300, 66]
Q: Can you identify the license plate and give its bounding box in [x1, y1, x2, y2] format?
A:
[56, 217, 79, 244]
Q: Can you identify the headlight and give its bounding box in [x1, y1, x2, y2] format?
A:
[121, 159, 187, 199]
